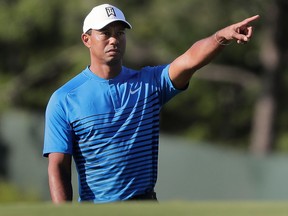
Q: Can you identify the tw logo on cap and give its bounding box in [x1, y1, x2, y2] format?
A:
[105, 7, 116, 17]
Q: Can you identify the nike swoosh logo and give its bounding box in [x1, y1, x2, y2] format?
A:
[130, 87, 141, 94]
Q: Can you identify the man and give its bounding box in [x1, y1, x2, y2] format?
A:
[43, 3, 259, 203]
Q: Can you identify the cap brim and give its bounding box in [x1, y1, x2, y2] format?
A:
[93, 19, 132, 30]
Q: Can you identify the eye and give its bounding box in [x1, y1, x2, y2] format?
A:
[117, 30, 125, 37]
[96, 31, 110, 40]
[101, 31, 110, 36]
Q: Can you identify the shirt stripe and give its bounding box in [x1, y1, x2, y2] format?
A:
[43, 65, 183, 202]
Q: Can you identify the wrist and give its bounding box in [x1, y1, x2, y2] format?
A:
[214, 31, 232, 46]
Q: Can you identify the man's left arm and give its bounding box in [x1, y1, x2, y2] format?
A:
[169, 15, 260, 90]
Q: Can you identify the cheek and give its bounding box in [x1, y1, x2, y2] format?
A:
[90, 43, 105, 58]
[120, 38, 126, 51]
[90, 39, 106, 51]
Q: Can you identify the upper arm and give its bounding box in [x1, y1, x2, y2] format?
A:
[48, 153, 73, 203]
[169, 52, 196, 90]
[43, 93, 74, 157]
[48, 153, 72, 174]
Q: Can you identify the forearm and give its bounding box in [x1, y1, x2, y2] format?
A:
[170, 33, 225, 89]
[169, 15, 259, 90]
[184, 23, 254, 72]
[184, 33, 225, 71]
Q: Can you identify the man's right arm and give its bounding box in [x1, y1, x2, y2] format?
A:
[48, 153, 73, 204]
[168, 15, 260, 90]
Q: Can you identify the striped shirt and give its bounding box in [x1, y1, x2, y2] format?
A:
[43, 65, 183, 203]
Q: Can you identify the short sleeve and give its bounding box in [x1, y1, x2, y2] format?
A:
[154, 64, 187, 105]
[43, 93, 74, 157]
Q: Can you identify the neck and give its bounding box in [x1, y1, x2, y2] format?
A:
[89, 63, 122, 79]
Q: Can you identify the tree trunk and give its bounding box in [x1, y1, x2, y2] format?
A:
[250, 1, 280, 155]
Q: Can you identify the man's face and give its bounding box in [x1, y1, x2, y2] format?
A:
[87, 22, 127, 66]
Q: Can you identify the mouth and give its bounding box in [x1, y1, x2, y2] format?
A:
[107, 49, 120, 54]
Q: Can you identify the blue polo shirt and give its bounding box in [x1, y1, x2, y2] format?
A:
[43, 64, 184, 203]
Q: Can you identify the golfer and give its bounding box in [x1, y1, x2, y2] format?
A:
[43, 3, 259, 203]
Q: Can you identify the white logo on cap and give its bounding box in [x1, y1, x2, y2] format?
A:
[105, 7, 116, 17]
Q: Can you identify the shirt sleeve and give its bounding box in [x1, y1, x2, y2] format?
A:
[153, 64, 187, 105]
[43, 92, 74, 157]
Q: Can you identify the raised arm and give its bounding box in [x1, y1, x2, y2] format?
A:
[48, 153, 73, 204]
[169, 15, 260, 89]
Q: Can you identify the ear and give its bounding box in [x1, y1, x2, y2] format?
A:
[81, 33, 91, 48]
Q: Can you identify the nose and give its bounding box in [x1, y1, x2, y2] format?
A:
[109, 31, 120, 44]
[109, 34, 119, 45]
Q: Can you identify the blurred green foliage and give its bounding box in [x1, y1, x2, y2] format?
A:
[0, 0, 288, 151]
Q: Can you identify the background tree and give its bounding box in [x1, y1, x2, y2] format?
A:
[1, 0, 288, 155]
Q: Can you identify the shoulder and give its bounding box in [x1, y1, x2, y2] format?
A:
[58, 72, 88, 94]
[55, 68, 91, 95]
[48, 68, 90, 106]
[140, 64, 169, 73]
[122, 64, 169, 77]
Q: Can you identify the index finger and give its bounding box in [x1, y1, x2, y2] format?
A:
[241, 15, 260, 25]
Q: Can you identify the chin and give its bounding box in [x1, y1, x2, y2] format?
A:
[107, 59, 122, 66]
